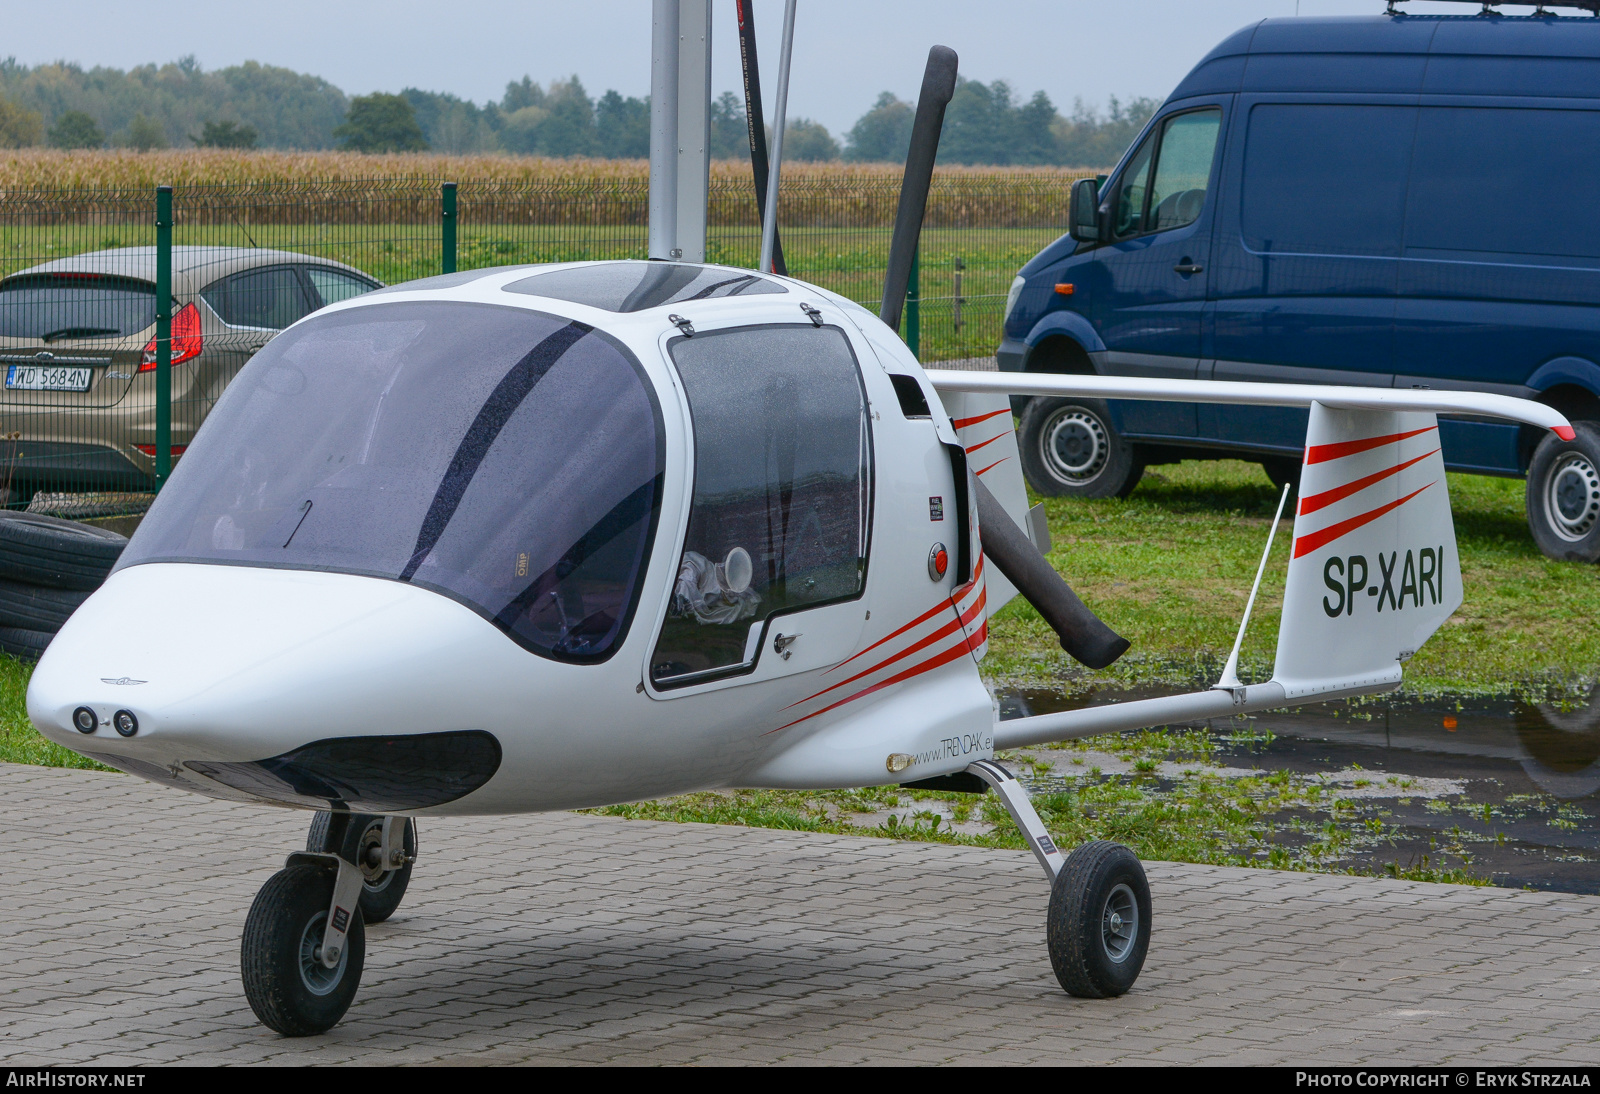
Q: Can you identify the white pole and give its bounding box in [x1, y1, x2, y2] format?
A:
[649, 0, 680, 260]
[758, 0, 796, 275]
[1215, 482, 1291, 691]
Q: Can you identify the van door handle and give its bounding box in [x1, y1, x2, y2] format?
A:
[1173, 262, 1204, 275]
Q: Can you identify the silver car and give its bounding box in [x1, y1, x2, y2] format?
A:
[0, 247, 381, 501]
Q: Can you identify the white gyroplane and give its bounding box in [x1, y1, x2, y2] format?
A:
[26, 35, 1574, 1036]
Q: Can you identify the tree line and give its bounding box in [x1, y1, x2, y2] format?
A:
[0, 55, 1156, 166]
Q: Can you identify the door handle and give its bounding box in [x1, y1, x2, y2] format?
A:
[1173, 262, 1204, 275]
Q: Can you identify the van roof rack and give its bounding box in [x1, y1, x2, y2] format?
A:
[1386, 1, 1600, 14]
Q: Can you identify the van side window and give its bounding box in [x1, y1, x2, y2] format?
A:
[1113, 109, 1221, 239]
[1241, 104, 1414, 258]
[1407, 107, 1600, 262]
[651, 325, 872, 686]
[1148, 110, 1221, 232]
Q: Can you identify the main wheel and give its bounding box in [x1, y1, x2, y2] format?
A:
[1526, 421, 1600, 562]
[307, 812, 416, 924]
[1046, 840, 1151, 998]
[241, 864, 365, 1036]
[1018, 397, 1144, 499]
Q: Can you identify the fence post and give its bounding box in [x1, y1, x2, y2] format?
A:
[154, 185, 172, 490]
[906, 244, 920, 359]
[442, 182, 457, 274]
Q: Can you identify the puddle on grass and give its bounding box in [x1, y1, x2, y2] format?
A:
[995, 684, 1600, 894]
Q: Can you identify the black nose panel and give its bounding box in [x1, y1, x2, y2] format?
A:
[186, 730, 501, 811]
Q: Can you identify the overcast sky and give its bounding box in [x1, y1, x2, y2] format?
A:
[6, 0, 1513, 134]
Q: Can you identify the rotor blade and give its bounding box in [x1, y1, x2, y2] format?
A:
[736, 0, 786, 276]
[974, 477, 1129, 670]
[880, 45, 958, 334]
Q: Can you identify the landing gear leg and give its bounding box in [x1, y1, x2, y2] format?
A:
[966, 759, 1151, 998]
[241, 813, 414, 1036]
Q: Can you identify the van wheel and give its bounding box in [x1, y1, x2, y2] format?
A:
[1527, 422, 1600, 562]
[1018, 397, 1144, 499]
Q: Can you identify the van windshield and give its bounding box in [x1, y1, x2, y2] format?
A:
[118, 301, 665, 662]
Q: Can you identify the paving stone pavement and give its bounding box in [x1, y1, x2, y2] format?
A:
[2, 764, 1599, 1066]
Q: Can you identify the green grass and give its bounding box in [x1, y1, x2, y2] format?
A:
[0, 654, 106, 769]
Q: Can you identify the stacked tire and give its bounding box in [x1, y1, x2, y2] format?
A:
[0, 513, 127, 661]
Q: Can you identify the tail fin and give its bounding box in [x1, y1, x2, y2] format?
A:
[1271, 402, 1462, 699]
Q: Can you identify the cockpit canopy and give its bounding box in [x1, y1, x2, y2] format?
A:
[118, 300, 665, 662]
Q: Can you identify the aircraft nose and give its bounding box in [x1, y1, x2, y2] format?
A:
[27, 562, 517, 810]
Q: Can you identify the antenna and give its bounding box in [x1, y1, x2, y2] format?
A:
[758, 0, 797, 275]
[1215, 483, 1291, 692]
[880, 46, 959, 335]
[737, 0, 787, 276]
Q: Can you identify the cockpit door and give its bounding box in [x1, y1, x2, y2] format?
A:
[644, 313, 873, 696]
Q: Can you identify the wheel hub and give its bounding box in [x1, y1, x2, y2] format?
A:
[1101, 883, 1139, 964]
[1545, 452, 1600, 542]
[297, 910, 348, 996]
[1041, 407, 1109, 484]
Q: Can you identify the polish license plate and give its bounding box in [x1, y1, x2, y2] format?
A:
[6, 365, 92, 392]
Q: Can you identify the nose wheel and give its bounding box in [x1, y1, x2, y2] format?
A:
[241, 864, 366, 1036]
[241, 813, 417, 1036]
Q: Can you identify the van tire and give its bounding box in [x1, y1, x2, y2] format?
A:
[0, 579, 90, 632]
[0, 513, 125, 591]
[1261, 458, 1302, 497]
[1018, 397, 1144, 499]
[1527, 421, 1600, 562]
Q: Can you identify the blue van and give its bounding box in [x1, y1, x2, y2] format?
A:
[999, 11, 1600, 560]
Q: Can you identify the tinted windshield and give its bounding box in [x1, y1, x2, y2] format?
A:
[119, 301, 665, 662]
[0, 275, 157, 341]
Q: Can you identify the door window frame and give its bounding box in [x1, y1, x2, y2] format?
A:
[649, 320, 876, 690]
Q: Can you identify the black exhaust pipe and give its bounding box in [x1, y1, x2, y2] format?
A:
[736, 0, 787, 276]
[974, 478, 1130, 670]
[880, 45, 958, 334]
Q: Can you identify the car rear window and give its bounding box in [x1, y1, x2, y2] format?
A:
[202, 266, 314, 330]
[0, 274, 157, 342]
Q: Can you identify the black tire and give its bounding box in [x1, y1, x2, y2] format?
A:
[0, 578, 90, 631]
[307, 812, 416, 925]
[241, 864, 365, 1037]
[1046, 840, 1152, 998]
[0, 626, 53, 662]
[0, 513, 125, 591]
[1261, 457, 1302, 497]
[1526, 421, 1600, 562]
[1018, 397, 1144, 499]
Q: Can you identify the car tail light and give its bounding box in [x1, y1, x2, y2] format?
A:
[133, 444, 187, 458]
[140, 302, 203, 370]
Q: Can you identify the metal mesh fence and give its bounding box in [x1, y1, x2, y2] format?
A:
[0, 174, 1077, 515]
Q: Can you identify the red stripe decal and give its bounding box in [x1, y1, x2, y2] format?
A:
[1555, 425, 1576, 441]
[975, 457, 1010, 476]
[1305, 426, 1435, 465]
[827, 599, 951, 674]
[1292, 482, 1435, 558]
[1298, 449, 1438, 516]
[964, 431, 1007, 455]
[951, 408, 1010, 431]
[787, 589, 988, 710]
[768, 638, 976, 734]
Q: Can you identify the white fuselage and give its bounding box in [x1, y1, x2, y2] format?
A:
[28, 265, 1001, 815]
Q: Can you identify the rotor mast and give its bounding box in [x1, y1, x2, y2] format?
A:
[649, 0, 713, 262]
